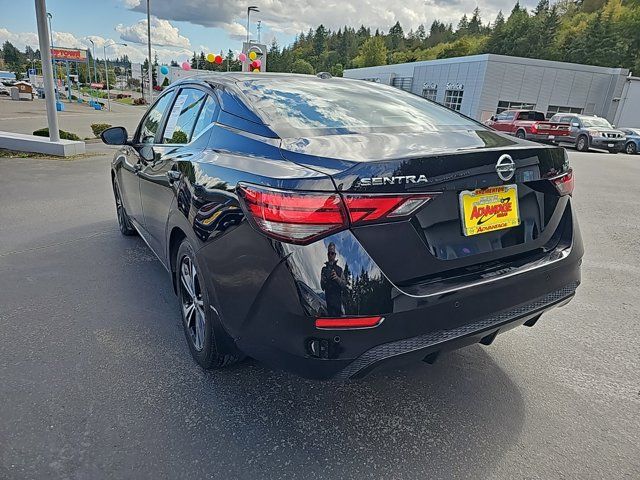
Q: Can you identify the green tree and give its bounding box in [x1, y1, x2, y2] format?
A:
[357, 36, 387, 67]
[291, 59, 314, 74]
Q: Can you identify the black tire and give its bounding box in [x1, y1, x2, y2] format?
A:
[576, 135, 589, 152]
[175, 239, 242, 369]
[626, 142, 637, 155]
[113, 180, 136, 236]
[515, 130, 526, 139]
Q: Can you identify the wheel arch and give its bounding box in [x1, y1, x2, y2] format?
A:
[168, 226, 187, 294]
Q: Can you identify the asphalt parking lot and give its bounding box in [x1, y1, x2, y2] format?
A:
[0, 149, 638, 479]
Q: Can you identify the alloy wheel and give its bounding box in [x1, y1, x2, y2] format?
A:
[179, 255, 206, 351]
[627, 143, 636, 154]
[114, 185, 127, 233]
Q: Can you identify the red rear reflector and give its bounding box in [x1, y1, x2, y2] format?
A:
[315, 316, 383, 329]
[343, 194, 436, 225]
[551, 168, 574, 196]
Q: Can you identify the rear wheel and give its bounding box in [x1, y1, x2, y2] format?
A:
[113, 180, 136, 236]
[626, 142, 637, 155]
[176, 239, 241, 369]
[515, 130, 526, 139]
[576, 135, 589, 152]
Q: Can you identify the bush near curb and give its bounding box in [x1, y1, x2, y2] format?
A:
[91, 123, 112, 137]
[33, 128, 81, 141]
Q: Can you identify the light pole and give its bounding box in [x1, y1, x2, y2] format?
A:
[88, 39, 98, 85]
[247, 6, 259, 43]
[146, 0, 153, 104]
[103, 41, 127, 111]
[35, 0, 60, 141]
[46, 12, 59, 101]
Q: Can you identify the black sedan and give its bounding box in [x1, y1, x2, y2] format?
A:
[102, 73, 583, 379]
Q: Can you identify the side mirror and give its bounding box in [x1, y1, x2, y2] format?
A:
[101, 126, 129, 145]
[490, 115, 496, 121]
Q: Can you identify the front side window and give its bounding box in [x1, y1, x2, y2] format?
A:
[162, 88, 207, 144]
[238, 77, 478, 137]
[443, 89, 463, 112]
[138, 93, 174, 144]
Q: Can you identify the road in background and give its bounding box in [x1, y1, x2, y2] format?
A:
[0, 96, 144, 138]
[0, 150, 638, 479]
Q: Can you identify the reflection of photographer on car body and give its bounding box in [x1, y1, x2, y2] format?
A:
[320, 242, 347, 316]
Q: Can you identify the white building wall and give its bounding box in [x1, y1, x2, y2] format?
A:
[614, 77, 640, 127]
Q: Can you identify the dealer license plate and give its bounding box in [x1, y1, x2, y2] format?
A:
[459, 185, 520, 236]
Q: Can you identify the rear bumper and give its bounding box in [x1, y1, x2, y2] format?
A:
[527, 132, 569, 142]
[337, 282, 577, 379]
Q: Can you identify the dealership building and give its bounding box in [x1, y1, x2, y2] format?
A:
[343, 54, 639, 126]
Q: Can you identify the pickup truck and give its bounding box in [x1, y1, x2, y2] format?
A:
[485, 110, 570, 143]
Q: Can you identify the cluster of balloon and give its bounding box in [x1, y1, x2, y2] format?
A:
[237, 50, 261, 72]
[181, 61, 191, 71]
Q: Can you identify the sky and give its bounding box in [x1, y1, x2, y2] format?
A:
[0, 0, 539, 65]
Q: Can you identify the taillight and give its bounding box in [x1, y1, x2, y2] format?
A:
[237, 183, 437, 245]
[551, 168, 574, 196]
[237, 184, 347, 245]
[343, 194, 436, 225]
[531, 124, 538, 133]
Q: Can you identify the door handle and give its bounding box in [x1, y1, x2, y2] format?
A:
[133, 163, 142, 175]
[167, 170, 181, 183]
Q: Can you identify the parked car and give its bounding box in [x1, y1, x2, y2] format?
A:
[549, 114, 625, 153]
[101, 73, 582, 379]
[619, 128, 640, 154]
[485, 110, 571, 143]
[0, 84, 10, 96]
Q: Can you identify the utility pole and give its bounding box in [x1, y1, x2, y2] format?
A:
[34, 0, 60, 141]
[247, 6, 259, 43]
[146, 0, 153, 104]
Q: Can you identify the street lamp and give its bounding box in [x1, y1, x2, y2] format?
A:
[88, 39, 98, 85]
[146, 0, 153, 104]
[103, 41, 127, 111]
[46, 12, 58, 101]
[247, 6, 259, 43]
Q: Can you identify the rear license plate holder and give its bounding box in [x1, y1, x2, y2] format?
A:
[459, 185, 520, 237]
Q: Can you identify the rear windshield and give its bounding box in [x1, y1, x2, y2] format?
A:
[518, 111, 545, 121]
[237, 77, 479, 137]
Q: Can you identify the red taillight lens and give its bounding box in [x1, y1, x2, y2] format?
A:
[237, 184, 347, 245]
[551, 168, 574, 196]
[343, 194, 436, 225]
[315, 316, 383, 329]
[237, 184, 437, 245]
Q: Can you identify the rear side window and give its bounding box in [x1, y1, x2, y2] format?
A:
[518, 111, 545, 121]
[138, 93, 174, 144]
[162, 88, 207, 144]
[191, 96, 219, 140]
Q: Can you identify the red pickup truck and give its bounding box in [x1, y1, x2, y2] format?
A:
[485, 110, 570, 143]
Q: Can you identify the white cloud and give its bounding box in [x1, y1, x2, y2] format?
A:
[125, 0, 540, 38]
[0, 28, 192, 65]
[115, 17, 191, 48]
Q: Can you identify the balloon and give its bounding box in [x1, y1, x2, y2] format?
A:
[250, 61, 258, 69]
[254, 59, 261, 68]
[206, 53, 215, 63]
[252, 68, 260, 73]
[248, 51, 257, 61]
[238, 53, 247, 62]
[181, 62, 191, 70]
[214, 55, 223, 64]
[160, 65, 169, 75]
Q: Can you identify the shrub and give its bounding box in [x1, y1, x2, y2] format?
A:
[133, 97, 146, 105]
[91, 123, 112, 137]
[33, 128, 81, 141]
